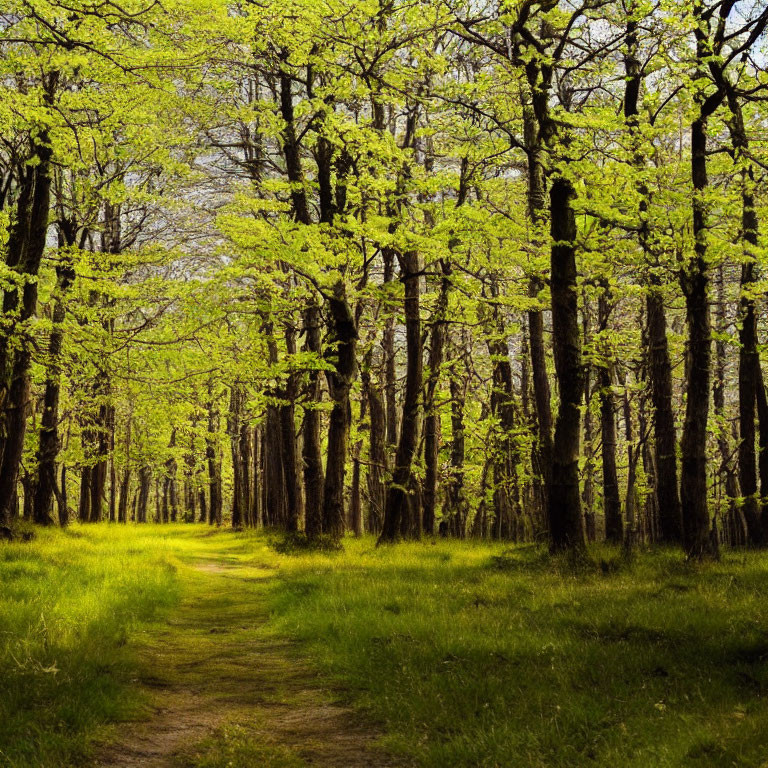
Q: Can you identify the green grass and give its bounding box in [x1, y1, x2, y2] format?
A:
[4, 525, 768, 767]
[259, 538, 768, 767]
[0, 525, 183, 767]
[189, 724, 306, 768]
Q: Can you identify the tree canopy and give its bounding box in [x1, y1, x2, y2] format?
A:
[2, 0, 768, 556]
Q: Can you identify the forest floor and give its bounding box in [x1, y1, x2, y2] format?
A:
[93, 544, 394, 768]
[3, 526, 768, 767]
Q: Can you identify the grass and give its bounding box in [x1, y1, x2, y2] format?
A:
[260, 538, 768, 767]
[3, 525, 768, 767]
[0, 525, 183, 767]
[190, 725, 306, 768]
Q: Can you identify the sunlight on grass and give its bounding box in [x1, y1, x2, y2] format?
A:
[258, 538, 768, 768]
[0, 525, 184, 767]
[4, 526, 768, 767]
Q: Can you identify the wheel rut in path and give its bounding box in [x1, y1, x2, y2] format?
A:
[94, 558, 396, 768]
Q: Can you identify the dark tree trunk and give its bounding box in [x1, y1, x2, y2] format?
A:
[263, 401, 285, 527]
[622, 371, 642, 546]
[522, 99, 554, 523]
[228, 386, 248, 528]
[108, 408, 117, 523]
[646, 289, 682, 543]
[33, 252, 75, 526]
[0, 93, 56, 521]
[198, 487, 207, 525]
[382, 249, 398, 450]
[350, 439, 363, 537]
[78, 465, 91, 523]
[446, 358, 468, 537]
[90, 458, 106, 523]
[238, 408, 249, 526]
[251, 424, 262, 527]
[680, 112, 717, 558]
[278, 60, 325, 537]
[58, 464, 68, 527]
[322, 286, 357, 539]
[136, 466, 152, 523]
[379, 251, 422, 542]
[713, 265, 739, 540]
[528, 297, 553, 512]
[725, 92, 764, 544]
[21, 473, 33, 520]
[206, 394, 222, 526]
[303, 303, 325, 538]
[755, 378, 768, 534]
[547, 177, 586, 552]
[118, 469, 131, 524]
[89, 399, 109, 523]
[363, 362, 387, 534]
[485, 289, 519, 541]
[164, 429, 178, 524]
[581, 301, 596, 542]
[423, 260, 451, 535]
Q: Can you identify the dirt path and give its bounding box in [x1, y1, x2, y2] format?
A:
[94, 559, 395, 768]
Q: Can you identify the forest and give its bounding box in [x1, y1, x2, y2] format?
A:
[1, 0, 768, 554]
[3, 0, 768, 766]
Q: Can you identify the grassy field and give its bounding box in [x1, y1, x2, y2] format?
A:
[3, 526, 768, 767]
[0, 525, 180, 767]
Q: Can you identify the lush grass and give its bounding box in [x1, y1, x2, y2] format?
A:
[4, 526, 768, 767]
[259, 538, 768, 767]
[0, 525, 184, 767]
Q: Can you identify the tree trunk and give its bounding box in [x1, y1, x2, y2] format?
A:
[303, 303, 325, 538]
[322, 286, 357, 540]
[251, 424, 262, 527]
[228, 386, 246, 528]
[350, 439, 363, 537]
[0, 94, 56, 521]
[713, 265, 739, 541]
[379, 251, 422, 542]
[58, 464, 68, 526]
[726, 93, 764, 544]
[423, 260, 451, 535]
[581, 302, 596, 542]
[118, 470, 131, 524]
[363, 362, 387, 534]
[136, 467, 150, 523]
[33, 252, 75, 525]
[523, 99, 554, 521]
[646, 289, 682, 543]
[206, 393, 222, 526]
[383, 249, 398, 451]
[108, 406, 117, 523]
[547, 177, 586, 552]
[263, 401, 284, 527]
[680, 111, 717, 558]
[446, 357, 468, 537]
[279, 326, 302, 532]
[78, 465, 91, 523]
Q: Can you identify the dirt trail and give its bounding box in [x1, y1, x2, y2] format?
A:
[94, 559, 395, 768]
